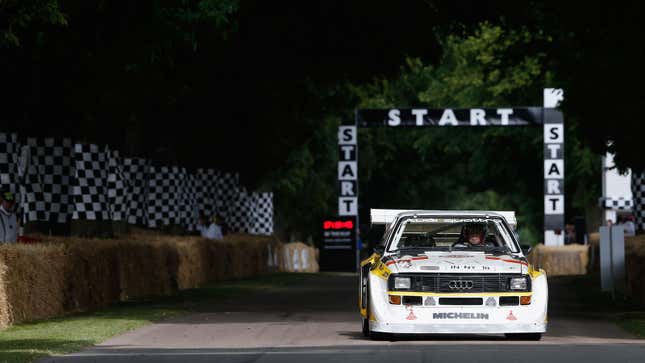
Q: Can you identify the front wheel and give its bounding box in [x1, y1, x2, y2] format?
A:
[362, 318, 369, 337]
[505, 333, 542, 341]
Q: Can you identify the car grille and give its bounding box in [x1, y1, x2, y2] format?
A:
[389, 273, 530, 293]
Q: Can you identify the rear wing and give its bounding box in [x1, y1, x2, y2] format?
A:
[370, 209, 517, 229]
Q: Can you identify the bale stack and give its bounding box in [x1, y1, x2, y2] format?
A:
[623, 234, 645, 303]
[0, 243, 67, 324]
[528, 244, 589, 276]
[0, 233, 281, 329]
[279, 242, 319, 273]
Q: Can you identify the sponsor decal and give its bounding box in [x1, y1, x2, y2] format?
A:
[506, 310, 517, 321]
[406, 305, 417, 320]
[432, 312, 489, 320]
[398, 260, 412, 269]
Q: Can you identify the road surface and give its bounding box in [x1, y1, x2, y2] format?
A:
[42, 273, 645, 363]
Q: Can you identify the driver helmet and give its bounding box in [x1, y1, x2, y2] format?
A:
[461, 222, 487, 243]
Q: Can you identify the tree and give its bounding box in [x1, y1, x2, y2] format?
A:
[349, 23, 599, 243]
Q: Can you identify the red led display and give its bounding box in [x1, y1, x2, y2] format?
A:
[323, 220, 354, 230]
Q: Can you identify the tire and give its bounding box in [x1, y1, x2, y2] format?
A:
[369, 331, 392, 341]
[362, 318, 369, 337]
[505, 333, 542, 341]
[362, 273, 371, 337]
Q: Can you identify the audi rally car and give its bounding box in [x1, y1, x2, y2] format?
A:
[359, 209, 547, 340]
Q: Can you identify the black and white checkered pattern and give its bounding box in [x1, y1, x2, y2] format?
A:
[0, 133, 20, 198]
[122, 157, 149, 225]
[106, 148, 129, 222]
[632, 172, 645, 231]
[146, 166, 185, 228]
[229, 189, 253, 233]
[179, 173, 200, 231]
[72, 143, 110, 221]
[196, 168, 218, 219]
[22, 138, 74, 223]
[599, 197, 633, 210]
[2, 134, 274, 234]
[216, 172, 240, 221]
[251, 192, 274, 235]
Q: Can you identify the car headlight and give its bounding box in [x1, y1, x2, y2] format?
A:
[394, 277, 411, 289]
[509, 277, 528, 290]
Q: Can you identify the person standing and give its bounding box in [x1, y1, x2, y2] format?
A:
[0, 189, 18, 243]
[197, 213, 223, 240]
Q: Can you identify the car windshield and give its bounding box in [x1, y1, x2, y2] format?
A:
[387, 217, 519, 253]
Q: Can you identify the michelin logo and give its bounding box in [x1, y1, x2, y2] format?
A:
[433, 312, 489, 320]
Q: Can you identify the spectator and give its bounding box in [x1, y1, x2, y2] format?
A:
[623, 215, 636, 237]
[0, 189, 18, 243]
[564, 224, 576, 244]
[197, 213, 223, 240]
[215, 215, 229, 236]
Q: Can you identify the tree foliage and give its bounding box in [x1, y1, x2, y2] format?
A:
[272, 23, 599, 244]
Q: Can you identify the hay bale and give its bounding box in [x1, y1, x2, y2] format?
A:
[0, 259, 9, 329]
[0, 243, 67, 326]
[528, 244, 589, 276]
[0, 232, 279, 329]
[279, 242, 319, 273]
[63, 238, 121, 311]
[175, 239, 209, 290]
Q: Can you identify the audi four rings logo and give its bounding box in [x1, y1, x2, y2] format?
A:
[448, 280, 474, 289]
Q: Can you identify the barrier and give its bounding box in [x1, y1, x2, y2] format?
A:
[527, 244, 589, 276]
[0, 234, 280, 329]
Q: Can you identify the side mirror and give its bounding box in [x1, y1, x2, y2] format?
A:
[373, 246, 384, 255]
[521, 245, 532, 256]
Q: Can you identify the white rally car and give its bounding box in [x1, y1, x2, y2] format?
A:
[359, 209, 547, 340]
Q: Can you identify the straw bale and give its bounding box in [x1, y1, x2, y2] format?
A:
[528, 244, 589, 276]
[0, 243, 67, 325]
[624, 234, 645, 303]
[0, 256, 10, 328]
[63, 238, 121, 311]
[279, 242, 319, 273]
[0, 233, 279, 329]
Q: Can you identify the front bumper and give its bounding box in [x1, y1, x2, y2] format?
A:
[371, 321, 546, 334]
[368, 273, 548, 335]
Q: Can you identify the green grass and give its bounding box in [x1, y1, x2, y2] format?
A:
[618, 313, 645, 339]
[0, 273, 312, 363]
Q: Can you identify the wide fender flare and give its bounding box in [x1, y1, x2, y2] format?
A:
[531, 272, 548, 319]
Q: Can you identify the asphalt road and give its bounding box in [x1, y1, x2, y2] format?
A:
[42, 273, 645, 363]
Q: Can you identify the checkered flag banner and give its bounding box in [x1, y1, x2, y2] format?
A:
[252, 192, 274, 235]
[2, 133, 274, 235]
[216, 172, 240, 222]
[599, 197, 633, 211]
[180, 173, 200, 231]
[147, 166, 186, 228]
[632, 171, 645, 231]
[21, 138, 74, 223]
[106, 148, 129, 222]
[196, 168, 218, 219]
[72, 143, 110, 221]
[122, 157, 149, 225]
[0, 133, 21, 199]
[229, 189, 253, 233]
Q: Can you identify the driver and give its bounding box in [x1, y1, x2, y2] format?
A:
[460, 222, 487, 245]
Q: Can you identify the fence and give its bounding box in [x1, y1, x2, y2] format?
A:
[0, 133, 273, 235]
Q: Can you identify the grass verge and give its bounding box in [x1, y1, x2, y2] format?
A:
[618, 313, 645, 338]
[0, 273, 312, 363]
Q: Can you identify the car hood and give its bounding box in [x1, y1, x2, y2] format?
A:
[383, 251, 528, 274]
